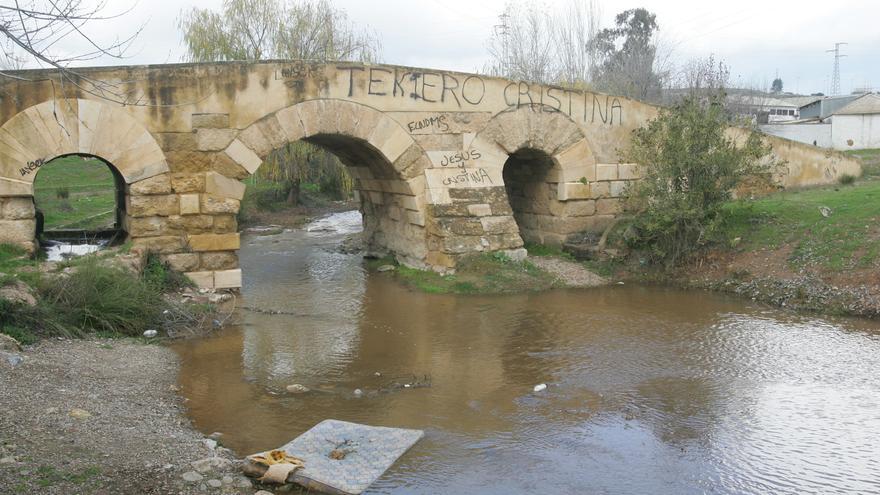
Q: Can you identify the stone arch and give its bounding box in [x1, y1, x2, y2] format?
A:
[469, 107, 605, 246]
[220, 99, 431, 266]
[0, 98, 169, 251]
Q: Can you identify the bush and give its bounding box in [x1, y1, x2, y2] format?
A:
[623, 94, 779, 267]
[142, 254, 194, 292]
[55, 186, 70, 199]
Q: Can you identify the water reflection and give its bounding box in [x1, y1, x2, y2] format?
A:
[173, 211, 880, 494]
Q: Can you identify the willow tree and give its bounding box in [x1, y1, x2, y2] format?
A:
[179, 0, 380, 204]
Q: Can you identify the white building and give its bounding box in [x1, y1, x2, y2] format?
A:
[830, 94, 880, 149]
[759, 93, 880, 150]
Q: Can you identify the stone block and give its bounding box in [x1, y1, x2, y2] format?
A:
[205, 172, 246, 200]
[596, 198, 623, 215]
[187, 233, 240, 252]
[609, 180, 629, 198]
[191, 113, 229, 129]
[406, 211, 426, 227]
[170, 173, 205, 193]
[1, 197, 35, 220]
[179, 194, 200, 215]
[185, 271, 214, 289]
[196, 128, 237, 151]
[129, 174, 172, 195]
[161, 253, 200, 272]
[214, 269, 242, 289]
[387, 206, 401, 221]
[367, 191, 384, 205]
[212, 215, 237, 233]
[467, 203, 492, 217]
[0, 219, 35, 243]
[480, 215, 518, 235]
[400, 195, 420, 211]
[200, 195, 240, 214]
[557, 182, 591, 201]
[127, 194, 179, 217]
[618, 163, 643, 180]
[131, 235, 185, 254]
[596, 164, 619, 181]
[200, 251, 238, 271]
[167, 214, 214, 233]
[562, 200, 596, 217]
[590, 182, 611, 199]
[127, 216, 171, 237]
[224, 139, 262, 175]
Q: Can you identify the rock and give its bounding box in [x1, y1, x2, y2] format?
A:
[0, 456, 16, 464]
[203, 438, 217, 450]
[181, 470, 204, 483]
[143, 329, 158, 338]
[208, 431, 224, 441]
[0, 281, 36, 307]
[207, 293, 232, 304]
[533, 383, 547, 392]
[191, 456, 230, 473]
[68, 408, 91, 419]
[0, 333, 21, 352]
[206, 479, 222, 488]
[1, 351, 22, 367]
[377, 264, 396, 272]
[221, 475, 233, 485]
[254, 491, 274, 495]
[285, 384, 310, 394]
[819, 206, 832, 217]
[353, 388, 363, 397]
[233, 476, 253, 488]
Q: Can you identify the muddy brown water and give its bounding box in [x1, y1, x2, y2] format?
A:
[173, 211, 880, 494]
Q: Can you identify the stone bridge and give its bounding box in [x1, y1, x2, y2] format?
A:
[0, 61, 860, 288]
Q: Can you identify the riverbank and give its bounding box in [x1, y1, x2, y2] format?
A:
[0, 338, 255, 494]
[596, 178, 880, 318]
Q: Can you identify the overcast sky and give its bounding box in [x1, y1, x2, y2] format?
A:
[47, 0, 880, 96]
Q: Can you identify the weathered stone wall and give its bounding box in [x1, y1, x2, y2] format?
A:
[0, 61, 862, 287]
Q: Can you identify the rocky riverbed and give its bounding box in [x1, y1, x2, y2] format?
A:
[0, 338, 261, 494]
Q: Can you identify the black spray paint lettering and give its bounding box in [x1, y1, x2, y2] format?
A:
[441, 167, 493, 186]
[338, 66, 621, 125]
[340, 66, 486, 108]
[19, 158, 45, 177]
[439, 148, 482, 168]
[407, 115, 450, 133]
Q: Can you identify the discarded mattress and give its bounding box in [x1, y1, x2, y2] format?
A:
[245, 419, 424, 495]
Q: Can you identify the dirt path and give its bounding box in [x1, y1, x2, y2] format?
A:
[529, 256, 609, 288]
[0, 339, 257, 494]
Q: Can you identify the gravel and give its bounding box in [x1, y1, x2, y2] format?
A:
[529, 256, 609, 288]
[0, 338, 260, 494]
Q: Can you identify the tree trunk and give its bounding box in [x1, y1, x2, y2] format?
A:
[286, 178, 301, 205]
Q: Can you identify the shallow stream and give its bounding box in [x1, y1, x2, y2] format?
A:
[173, 211, 880, 494]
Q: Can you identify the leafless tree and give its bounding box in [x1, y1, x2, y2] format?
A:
[554, 0, 601, 88]
[485, 1, 557, 84]
[0, 1, 143, 102]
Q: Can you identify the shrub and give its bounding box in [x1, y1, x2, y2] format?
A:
[142, 254, 194, 292]
[623, 94, 780, 267]
[838, 174, 856, 186]
[55, 186, 70, 199]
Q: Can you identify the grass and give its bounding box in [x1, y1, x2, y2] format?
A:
[716, 180, 880, 271]
[370, 253, 560, 294]
[846, 148, 880, 178]
[33, 155, 118, 231]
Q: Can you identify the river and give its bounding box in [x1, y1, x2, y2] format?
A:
[173, 211, 880, 494]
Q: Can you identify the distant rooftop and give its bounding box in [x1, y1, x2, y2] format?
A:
[834, 94, 880, 115]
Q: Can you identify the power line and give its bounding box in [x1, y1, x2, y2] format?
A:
[827, 42, 847, 95]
